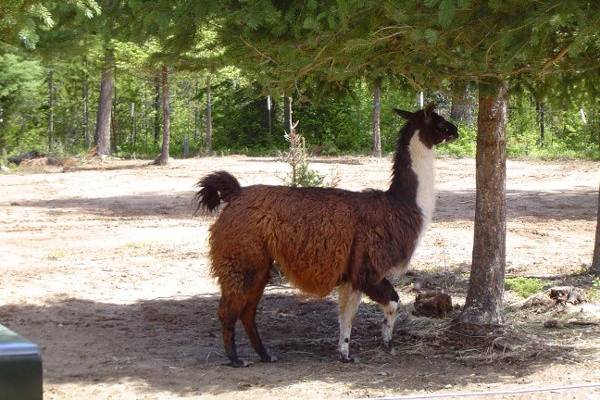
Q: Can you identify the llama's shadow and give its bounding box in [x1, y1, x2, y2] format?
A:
[0, 290, 591, 398]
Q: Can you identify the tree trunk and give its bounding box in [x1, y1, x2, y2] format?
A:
[372, 78, 382, 158]
[83, 57, 90, 148]
[194, 79, 200, 143]
[283, 95, 293, 135]
[48, 68, 54, 152]
[111, 66, 118, 153]
[592, 182, 600, 275]
[536, 101, 545, 146]
[153, 71, 161, 145]
[205, 75, 213, 154]
[450, 81, 473, 124]
[95, 48, 114, 156]
[156, 64, 170, 165]
[459, 79, 508, 326]
[266, 95, 272, 142]
[130, 102, 136, 146]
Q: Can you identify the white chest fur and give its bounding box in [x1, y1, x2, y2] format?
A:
[387, 131, 436, 279]
[409, 131, 436, 236]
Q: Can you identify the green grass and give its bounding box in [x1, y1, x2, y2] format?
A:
[505, 277, 547, 298]
[47, 249, 68, 260]
[588, 277, 600, 302]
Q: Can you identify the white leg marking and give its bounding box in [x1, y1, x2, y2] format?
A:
[381, 301, 398, 349]
[338, 283, 362, 361]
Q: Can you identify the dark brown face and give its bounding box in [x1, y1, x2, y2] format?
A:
[394, 103, 458, 148]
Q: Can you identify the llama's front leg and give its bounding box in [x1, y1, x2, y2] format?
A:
[337, 282, 362, 362]
[363, 278, 400, 354]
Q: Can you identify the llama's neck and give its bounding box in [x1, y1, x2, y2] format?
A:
[408, 132, 435, 228]
[388, 130, 436, 227]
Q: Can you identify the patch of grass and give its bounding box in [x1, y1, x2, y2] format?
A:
[505, 277, 547, 298]
[47, 249, 68, 260]
[124, 241, 156, 251]
[588, 278, 600, 302]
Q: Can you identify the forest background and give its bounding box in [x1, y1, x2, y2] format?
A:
[1, 1, 599, 164]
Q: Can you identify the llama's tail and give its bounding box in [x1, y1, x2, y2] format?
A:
[193, 171, 242, 214]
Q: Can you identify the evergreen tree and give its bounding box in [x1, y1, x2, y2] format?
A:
[217, 0, 600, 325]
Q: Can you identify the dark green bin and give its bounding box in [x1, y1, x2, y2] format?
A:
[0, 324, 43, 400]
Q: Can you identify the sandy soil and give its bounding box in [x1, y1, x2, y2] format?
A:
[1, 156, 599, 399]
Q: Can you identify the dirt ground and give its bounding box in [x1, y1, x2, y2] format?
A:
[1, 155, 599, 399]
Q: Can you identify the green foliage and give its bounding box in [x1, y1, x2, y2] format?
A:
[281, 124, 325, 188]
[589, 278, 600, 302]
[287, 163, 326, 188]
[1, 1, 600, 163]
[0, 1, 100, 49]
[505, 277, 547, 298]
[0, 51, 45, 153]
[438, 124, 477, 157]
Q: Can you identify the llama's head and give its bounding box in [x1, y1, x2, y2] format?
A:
[394, 103, 458, 148]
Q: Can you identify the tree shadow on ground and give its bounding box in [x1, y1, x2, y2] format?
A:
[11, 192, 196, 219]
[1, 290, 596, 398]
[10, 188, 596, 222]
[435, 188, 597, 222]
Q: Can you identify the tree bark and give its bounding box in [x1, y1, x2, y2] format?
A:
[95, 48, 114, 156]
[372, 77, 382, 158]
[459, 79, 508, 326]
[153, 71, 161, 145]
[156, 64, 170, 165]
[592, 182, 600, 275]
[536, 101, 545, 146]
[47, 68, 54, 152]
[194, 79, 200, 143]
[283, 95, 293, 135]
[450, 81, 473, 124]
[83, 57, 90, 148]
[266, 95, 272, 142]
[205, 75, 213, 154]
[130, 102, 136, 146]
[111, 66, 118, 153]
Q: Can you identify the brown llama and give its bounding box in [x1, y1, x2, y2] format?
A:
[194, 103, 458, 366]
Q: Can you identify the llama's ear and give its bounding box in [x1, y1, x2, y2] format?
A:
[394, 109, 413, 120]
[424, 102, 436, 117]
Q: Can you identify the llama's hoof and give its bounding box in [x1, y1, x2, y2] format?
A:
[260, 354, 278, 363]
[340, 354, 359, 363]
[227, 359, 252, 368]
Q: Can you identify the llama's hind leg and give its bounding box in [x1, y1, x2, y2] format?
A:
[337, 282, 362, 362]
[363, 278, 399, 354]
[240, 269, 277, 363]
[218, 294, 250, 367]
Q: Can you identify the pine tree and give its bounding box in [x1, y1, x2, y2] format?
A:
[216, 0, 600, 326]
